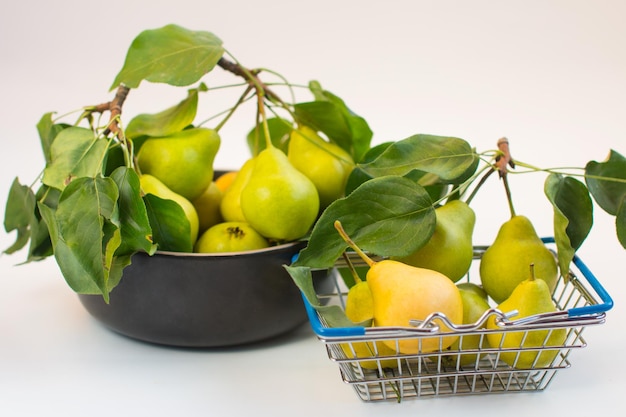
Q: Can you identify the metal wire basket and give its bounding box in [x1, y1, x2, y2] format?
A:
[301, 238, 613, 402]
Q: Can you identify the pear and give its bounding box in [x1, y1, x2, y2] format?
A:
[220, 158, 256, 223]
[334, 221, 463, 355]
[456, 282, 488, 301]
[486, 265, 567, 369]
[480, 215, 558, 304]
[139, 174, 199, 245]
[137, 127, 221, 201]
[240, 147, 320, 241]
[443, 286, 491, 366]
[340, 279, 399, 370]
[192, 181, 224, 233]
[194, 221, 269, 253]
[287, 126, 354, 209]
[394, 200, 475, 282]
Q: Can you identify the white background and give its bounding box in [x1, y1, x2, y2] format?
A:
[1, 1, 624, 415]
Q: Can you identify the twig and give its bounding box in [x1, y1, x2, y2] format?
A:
[87, 85, 131, 137]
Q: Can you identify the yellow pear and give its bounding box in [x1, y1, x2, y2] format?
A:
[194, 221, 269, 253]
[240, 147, 319, 241]
[192, 181, 224, 233]
[340, 280, 399, 370]
[334, 220, 463, 355]
[486, 265, 567, 369]
[136, 127, 221, 201]
[480, 215, 558, 303]
[139, 174, 199, 245]
[220, 158, 256, 223]
[287, 126, 354, 209]
[394, 200, 475, 282]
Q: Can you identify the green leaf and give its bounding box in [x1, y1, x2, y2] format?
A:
[284, 265, 355, 328]
[38, 177, 120, 301]
[42, 127, 108, 191]
[585, 150, 626, 215]
[110, 24, 224, 90]
[143, 194, 193, 252]
[109, 167, 156, 256]
[125, 87, 202, 139]
[544, 174, 594, 275]
[344, 142, 393, 194]
[3, 178, 36, 254]
[294, 175, 436, 268]
[617, 197, 626, 249]
[36, 113, 71, 165]
[358, 134, 477, 182]
[294, 82, 373, 162]
[246, 117, 293, 156]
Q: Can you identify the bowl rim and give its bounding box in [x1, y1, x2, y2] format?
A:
[147, 239, 306, 258]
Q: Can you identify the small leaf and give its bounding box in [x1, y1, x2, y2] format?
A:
[585, 150, 626, 215]
[294, 176, 436, 268]
[143, 194, 193, 252]
[110, 24, 224, 90]
[358, 134, 477, 182]
[109, 167, 156, 256]
[544, 174, 593, 275]
[125, 87, 201, 139]
[617, 197, 626, 249]
[246, 117, 293, 155]
[3, 178, 36, 254]
[42, 127, 108, 191]
[284, 265, 355, 328]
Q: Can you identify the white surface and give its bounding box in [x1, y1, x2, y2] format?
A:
[1, 1, 625, 415]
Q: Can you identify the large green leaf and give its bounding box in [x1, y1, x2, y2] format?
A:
[42, 127, 109, 191]
[294, 175, 436, 268]
[109, 167, 156, 256]
[585, 150, 626, 215]
[358, 134, 477, 182]
[125, 85, 205, 139]
[544, 174, 593, 275]
[39, 177, 120, 301]
[110, 24, 224, 90]
[3, 178, 36, 254]
[143, 194, 193, 252]
[617, 197, 626, 249]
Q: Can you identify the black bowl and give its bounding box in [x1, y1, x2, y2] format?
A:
[78, 240, 331, 348]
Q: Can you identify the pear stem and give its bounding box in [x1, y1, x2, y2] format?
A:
[334, 220, 376, 268]
[529, 263, 536, 281]
[342, 252, 363, 285]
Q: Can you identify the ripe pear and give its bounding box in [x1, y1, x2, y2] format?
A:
[480, 215, 558, 303]
[394, 200, 475, 282]
[443, 286, 491, 366]
[486, 266, 567, 369]
[287, 126, 354, 209]
[139, 174, 199, 245]
[192, 181, 224, 233]
[220, 158, 256, 223]
[240, 146, 320, 241]
[194, 221, 269, 253]
[137, 127, 221, 201]
[341, 280, 399, 370]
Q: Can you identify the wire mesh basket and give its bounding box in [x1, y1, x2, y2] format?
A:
[301, 238, 613, 402]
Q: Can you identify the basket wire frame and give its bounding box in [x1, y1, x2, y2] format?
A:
[308, 245, 609, 402]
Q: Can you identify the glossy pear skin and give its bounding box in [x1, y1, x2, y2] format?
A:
[341, 281, 399, 369]
[192, 181, 224, 233]
[139, 174, 199, 245]
[194, 221, 269, 253]
[486, 275, 567, 369]
[479, 215, 558, 303]
[137, 127, 221, 201]
[240, 147, 320, 241]
[367, 259, 463, 354]
[220, 158, 256, 223]
[395, 200, 475, 282]
[287, 126, 354, 208]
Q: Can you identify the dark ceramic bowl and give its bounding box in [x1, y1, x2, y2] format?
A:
[78, 240, 331, 348]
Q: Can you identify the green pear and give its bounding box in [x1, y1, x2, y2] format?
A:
[480, 215, 558, 304]
[394, 200, 476, 282]
[486, 266, 567, 369]
[456, 282, 488, 301]
[443, 286, 491, 366]
[194, 221, 269, 253]
[192, 181, 223, 233]
[240, 147, 320, 241]
[137, 127, 221, 201]
[139, 174, 199, 245]
[287, 126, 354, 209]
[219, 157, 256, 223]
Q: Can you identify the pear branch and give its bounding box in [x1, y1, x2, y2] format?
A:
[87, 85, 131, 137]
[496, 137, 517, 218]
